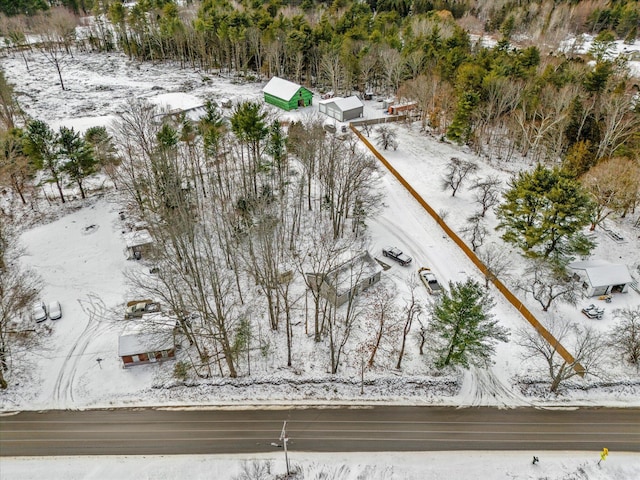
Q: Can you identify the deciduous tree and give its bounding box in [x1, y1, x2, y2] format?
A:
[609, 307, 640, 367]
[441, 157, 477, 197]
[517, 318, 607, 393]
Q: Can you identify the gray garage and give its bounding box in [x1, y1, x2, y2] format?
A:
[318, 95, 364, 122]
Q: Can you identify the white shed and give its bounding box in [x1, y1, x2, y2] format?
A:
[568, 260, 633, 297]
[318, 95, 364, 122]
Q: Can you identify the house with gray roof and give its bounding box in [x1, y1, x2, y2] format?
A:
[318, 95, 364, 122]
[568, 260, 633, 297]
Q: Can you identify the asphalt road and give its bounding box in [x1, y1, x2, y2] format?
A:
[1, 407, 638, 456]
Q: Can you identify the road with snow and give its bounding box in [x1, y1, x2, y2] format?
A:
[1, 407, 638, 456]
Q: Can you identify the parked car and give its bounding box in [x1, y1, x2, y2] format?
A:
[418, 267, 442, 295]
[582, 304, 604, 319]
[48, 301, 62, 320]
[31, 302, 47, 323]
[124, 299, 160, 319]
[382, 246, 412, 266]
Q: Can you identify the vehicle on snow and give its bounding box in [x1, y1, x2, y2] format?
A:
[382, 246, 412, 266]
[418, 267, 442, 295]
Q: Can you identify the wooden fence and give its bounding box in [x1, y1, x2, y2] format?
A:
[351, 124, 585, 376]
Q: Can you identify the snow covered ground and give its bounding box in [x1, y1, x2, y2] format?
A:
[3, 451, 639, 480]
[1, 48, 639, 413]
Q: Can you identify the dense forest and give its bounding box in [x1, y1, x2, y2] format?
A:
[1, 0, 639, 388]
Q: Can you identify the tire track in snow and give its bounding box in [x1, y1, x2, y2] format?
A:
[457, 366, 535, 408]
[51, 294, 110, 408]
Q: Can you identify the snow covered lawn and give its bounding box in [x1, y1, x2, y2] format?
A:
[1, 51, 639, 413]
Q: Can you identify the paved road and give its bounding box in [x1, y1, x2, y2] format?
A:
[1, 407, 638, 456]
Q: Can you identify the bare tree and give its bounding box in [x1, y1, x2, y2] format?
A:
[397, 279, 422, 369]
[415, 316, 428, 355]
[477, 243, 511, 288]
[374, 126, 398, 151]
[317, 137, 381, 239]
[362, 283, 400, 368]
[596, 92, 640, 160]
[470, 175, 501, 217]
[379, 47, 404, 94]
[33, 8, 79, 90]
[581, 157, 640, 230]
[518, 258, 579, 312]
[517, 319, 607, 392]
[609, 307, 640, 367]
[441, 157, 478, 197]
[0, 223, 42, 389]
[460, 214, 487, 252]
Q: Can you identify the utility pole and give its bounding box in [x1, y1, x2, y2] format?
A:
[280, 421, 290, 476]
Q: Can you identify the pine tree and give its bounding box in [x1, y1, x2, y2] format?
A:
[496, 164, 595, 260]
[59, 126, 96, 199]
[23, 120, 66, 203]
[428, 279, 508, 368]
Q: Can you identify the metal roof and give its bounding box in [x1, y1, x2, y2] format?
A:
[569, 261, 633, 287]
[318, 95, 364, 111]
[262, 76, 303, 101]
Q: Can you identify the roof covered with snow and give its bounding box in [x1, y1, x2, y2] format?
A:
[124, 229, 153, 248]
[118, 320, 175, 356]
[569, 261, 633, 287]
[118, 333, 174, 356]
[318, 95, 364, 111]
[328, 251, 382, 296]
[262, 76, 304, 101]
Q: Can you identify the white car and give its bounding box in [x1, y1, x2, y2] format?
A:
[48, 301, 62, 320]
[31, 302, 47, 322]
[419, 267, 443, 295]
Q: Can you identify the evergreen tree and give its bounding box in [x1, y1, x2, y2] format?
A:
[58, 126, 96, 199]
[446, 91, 479, 144]
[495, 164, 595, 260]
[427, 278, 508, 368]
[23, 120, 66, 203]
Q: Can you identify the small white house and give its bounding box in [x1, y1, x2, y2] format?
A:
[568, 260, 633, 297]
[318, 95, 364, 122]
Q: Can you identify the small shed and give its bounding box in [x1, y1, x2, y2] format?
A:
[568, 260, 633, 297]
[306, 251, 382, 307]
[124, 229, 153, 260]
[118, 326, 176, 367]
[388, 102, 417, 115]
[318, 96, 364, 122]
[263, 76, 313, 111]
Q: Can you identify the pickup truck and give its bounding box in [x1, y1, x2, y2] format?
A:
[418, 267, 442, 295]
[382, 246, 412, 266]
[124, 300, 160, 319]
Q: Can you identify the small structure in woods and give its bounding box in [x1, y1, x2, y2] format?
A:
[263, 76, 313, 111]
[306, 251, 382, 307]
[124, 229, 153, 260]
[568, 260, 633, 297]
[388, 102, 417, 115]
[318, 95, 364, 122]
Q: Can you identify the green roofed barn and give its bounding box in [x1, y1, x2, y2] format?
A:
[263, 76, 313, 111]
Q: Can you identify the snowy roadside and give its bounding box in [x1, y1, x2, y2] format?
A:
[3, 451, 639, 480]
